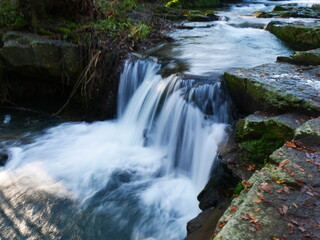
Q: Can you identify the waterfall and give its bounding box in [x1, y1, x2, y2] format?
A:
[0, 57, 231, 240]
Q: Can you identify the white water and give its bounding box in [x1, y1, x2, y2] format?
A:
[0, 59, 229, 239]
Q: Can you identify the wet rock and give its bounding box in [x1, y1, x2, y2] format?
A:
[188, 14, 211, 22]
[277, 48, 320, 66]
[295, 118, 320, 146]
[254, 5, 320, 19]
[224, 62, 320, 115]
[0, 31, 84, 81]
[236, 112, 310, 166]
[213, 117, 320, 240]
[266, 21, 320, 50]
[0, 151, 8, 166]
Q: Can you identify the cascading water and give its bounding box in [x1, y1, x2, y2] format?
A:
[0, 58, 230, 240]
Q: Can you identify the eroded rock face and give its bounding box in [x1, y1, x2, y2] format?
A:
[213, 118, 320, 240]
[225, 62, 320, 116]
[0, 31, 83, 82]
[266, 21, 320, 50]
[236, 112, 310, 166]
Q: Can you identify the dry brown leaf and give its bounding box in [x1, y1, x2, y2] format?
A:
[255, 208, 261, 213]
[288, 223, 295, 234]
[256, 223, 262, 231]
[258, 182, 273, 193]
[285, 141, 297, 148]
[248, 213, 257, 221]
[225, 215, 232, 222]
[276, 159, 291, 170]
[282, 205, 289, 214]
[253, 199, 262, 204]
[218, 221, 226, 228]
[306, 158, 320, 166]
[292, 203, 298, 208]
[256, 193, 266, 201]
[240, 214, 249, 220]
[242, 180, 252, 188]
[230, 206, 237, 213]
[278, 151, 284, 156]
[293, 164, 304, 172]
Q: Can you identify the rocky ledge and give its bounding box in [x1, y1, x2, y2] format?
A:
[225, 61, 320, 116]
[213, 118, 320, 240]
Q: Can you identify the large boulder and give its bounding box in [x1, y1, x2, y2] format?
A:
[266, 21, 320, 50]
[224, 62, 320, 116]
[0, 31, 84, 82]
[277, 48, 320, 65]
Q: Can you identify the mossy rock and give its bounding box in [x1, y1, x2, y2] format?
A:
[278, 48, 320, 65]
[294, 118, 320, 146]
[266, 21, 320, 50]
[224, 63, 320, 115]
[253, 11, 272, 18]
[0, 31, 84, 82]
[236, 113, 308, 166]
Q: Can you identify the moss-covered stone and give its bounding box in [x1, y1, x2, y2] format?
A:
[224, 63, 320, 115]
[0, 31, 84, 82]
[277, 48, 320, 65]
[295, 118, 320, 146]
[266, 21, 320, 50]
[236, 113, 308, 166]
[253, 11, 272, 18]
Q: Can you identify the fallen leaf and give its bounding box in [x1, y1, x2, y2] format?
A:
[285, 141, 297, 148]
[258, 170, 267, 175]
[256, 193, 266, 201]
[255, 208, 261, 213]
[213, 232, 218, 237]
[218, 221, 226, 228]
[306, 158, 320, 166]
[293, 164, 304, 172]
[248, 226, 256, 232]
[292, 203, 298, 208]
[256, 223, 262, 231]
[278, 151, 284, 156]
[288, 223, 295, 234]
[259, 182, 273, 193]
[230, 206, 237, 213]
[248, 213, 257, 221]
[276, 159, 291, 170]
[240, 214, 249, 220]
[225, 215, 232, 222]
[303, 233, 312, 238]
[282, 205, 289, 214]
[242, 180, 252, 188]
[253, 199, 262, 204]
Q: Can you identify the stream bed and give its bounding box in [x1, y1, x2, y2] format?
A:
[0, 0, 318, 239]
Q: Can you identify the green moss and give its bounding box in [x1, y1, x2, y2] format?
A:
[0, 1, 25, 28]
[240, 132, 284, 166]
[266, 22, 320, 50]
[232, 182, 245, 196]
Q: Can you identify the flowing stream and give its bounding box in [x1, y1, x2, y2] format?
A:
[0, 0, 317, 239]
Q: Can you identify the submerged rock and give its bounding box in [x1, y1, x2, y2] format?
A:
[266, 21, 320, 50]
[225, 62, 320, 115]
[277, 48, 320, 66]
[213, 118, 320, 239]
[0, 31, 84, 81]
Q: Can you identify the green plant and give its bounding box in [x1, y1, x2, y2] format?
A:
[0, 2, 24, 28]
[129, 22, 151, 40]
[232, 182, 245, 197]
[166, 0, 181, 8]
